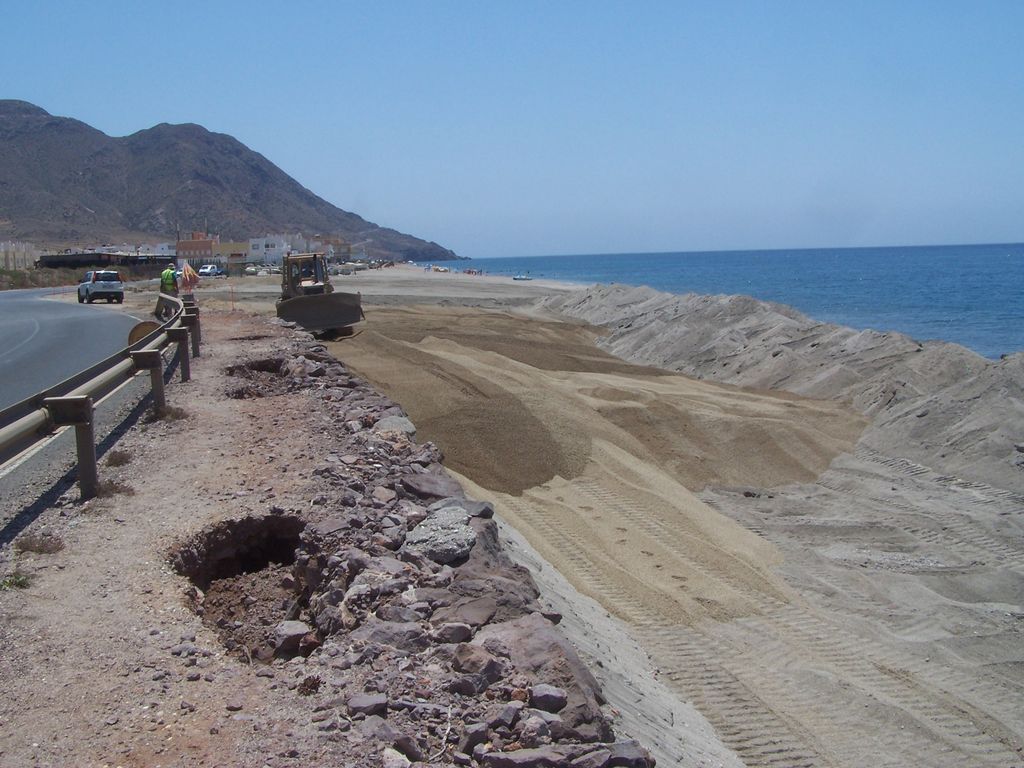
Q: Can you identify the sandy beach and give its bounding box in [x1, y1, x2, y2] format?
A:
[265, 264, 1024, 766]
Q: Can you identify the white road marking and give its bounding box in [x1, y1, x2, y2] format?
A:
[0, 318, 42, 361]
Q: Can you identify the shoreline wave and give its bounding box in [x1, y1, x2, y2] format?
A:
[465, 244, 1024, 358]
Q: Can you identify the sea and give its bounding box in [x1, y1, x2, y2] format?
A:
[460, 243, 1023, 360]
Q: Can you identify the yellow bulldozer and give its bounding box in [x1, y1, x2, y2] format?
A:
[275, 252, 364, 337]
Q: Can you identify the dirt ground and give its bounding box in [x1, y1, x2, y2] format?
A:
[0, 305, 345, 767]
[2, 269, 1022, 767]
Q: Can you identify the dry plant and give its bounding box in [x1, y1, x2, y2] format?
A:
[104, 449, 133, 467]
[149, 405, 189, 422]
[95, 480, 135, 497]
[13, 532, 64, 555]
[0, 571, 32, 590]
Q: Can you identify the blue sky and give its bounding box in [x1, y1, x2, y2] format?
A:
[5, 1, 1023, 257]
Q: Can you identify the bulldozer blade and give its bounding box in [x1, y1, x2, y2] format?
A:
[276, 292, 364, 333]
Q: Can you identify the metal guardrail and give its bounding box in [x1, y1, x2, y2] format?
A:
[0, 295, 203, 499]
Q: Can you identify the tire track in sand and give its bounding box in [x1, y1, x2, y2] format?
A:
[502, 479, 1022, 768]
[500, 494, 831, 768]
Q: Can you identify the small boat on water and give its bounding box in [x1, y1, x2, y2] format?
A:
[512, 273, 532, 281]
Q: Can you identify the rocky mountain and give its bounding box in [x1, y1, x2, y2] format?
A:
[0, 100, 458, 261]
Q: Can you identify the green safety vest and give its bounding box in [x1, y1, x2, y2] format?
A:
[161, 268, 177, 292]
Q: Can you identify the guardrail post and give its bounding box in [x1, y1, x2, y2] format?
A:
[184, 306, 201, 348]
[131, 350, 166, 413]
[181, 313, 200, 358]
[42, 396, 98, 501]
[167, 327, 191, 382]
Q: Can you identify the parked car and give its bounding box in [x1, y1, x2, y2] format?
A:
[78, 270, 124, 304]
[198, 264, 224, 277]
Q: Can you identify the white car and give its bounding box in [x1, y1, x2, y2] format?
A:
[198, 264, 224, 277]
[78, 270, 124, 304]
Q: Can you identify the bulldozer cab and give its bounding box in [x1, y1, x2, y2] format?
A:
[282, 253, 332, 298]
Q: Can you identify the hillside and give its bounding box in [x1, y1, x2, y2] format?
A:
[0, 100, 458, 261]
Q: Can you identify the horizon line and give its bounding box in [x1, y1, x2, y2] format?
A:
[468, 240, 1024, 260]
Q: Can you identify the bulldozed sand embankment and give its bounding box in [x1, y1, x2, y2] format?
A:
[333, 274, 1024, 767]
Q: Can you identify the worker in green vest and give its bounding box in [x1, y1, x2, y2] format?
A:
[155, 262, 179, 319]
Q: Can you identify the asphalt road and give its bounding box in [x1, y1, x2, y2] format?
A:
[0, 371, 152, 541]
[0, 287, 142, 411]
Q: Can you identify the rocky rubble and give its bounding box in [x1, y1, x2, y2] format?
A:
[173, 333, 655, 767]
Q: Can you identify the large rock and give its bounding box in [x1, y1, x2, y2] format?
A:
[273, 620, 312, 655]
[434, 621, 473, 643]
[605, 740, 657, 767]
[358, 714, 398, 741]
[474, 613, 612, 742]
[570, 749, 612, 768]
[372, 485, 398, 503]
[453, 643, 505, 682]
[459, 721, 490, 753]
[488, 700, 525, 729]
[350, 619, 429, 652]
[518, 715, 551, 748]
[347, 692, 389, 716]
[374, 415, 416, 437]
[431, 596, 498, 627]
[480, 745, 587, 767]
[401, 472, 464, 500]
[464, 500, 495, 518]
[530, 684, 568, 713]
[404, 507, 476, 564]
[446, 519, 543, 622]
[481, 741, 655, 768]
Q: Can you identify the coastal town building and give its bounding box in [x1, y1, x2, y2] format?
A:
[23, 231, 358, 272]
[248, 235, 288, 266]
[314, 235, 352, 261]
[176, 231, 219, 266]
[149, 242, 177, 258]
[213, 240, 249, 274]
[248, 233, 353, 265]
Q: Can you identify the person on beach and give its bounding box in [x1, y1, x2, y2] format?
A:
[156, 262, 179, 319]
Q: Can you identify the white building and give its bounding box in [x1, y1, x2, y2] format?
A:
[133, 242, 176, 258]
[248, 234, 339, 265]
[248, 236, 289, 266]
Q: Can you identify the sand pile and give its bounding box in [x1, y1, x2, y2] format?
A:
[539, 284, 1024, 492]
[336, 305, 870, 624]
